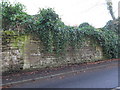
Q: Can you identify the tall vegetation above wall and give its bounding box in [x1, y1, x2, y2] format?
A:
[1, 1, 119, 59]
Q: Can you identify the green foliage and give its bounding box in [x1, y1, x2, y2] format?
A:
[32, 8, 61, 53]
[2, 0, 27, 31]
[97, 29, 118, 58]
[20, 7, 119, 59]
[79, 22, 92, 28]
[78, 26, 118, 59]
[103, 20, 118, 33]
[2, 1, 118, 59]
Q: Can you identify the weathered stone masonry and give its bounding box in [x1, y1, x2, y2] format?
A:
[2, 35, 104, 73]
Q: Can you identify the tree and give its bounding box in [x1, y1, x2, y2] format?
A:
[106, 0, 116, 20]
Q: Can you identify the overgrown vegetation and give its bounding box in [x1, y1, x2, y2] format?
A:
[1, 1, 119, 59]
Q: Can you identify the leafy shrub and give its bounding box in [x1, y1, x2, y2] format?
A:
[2, 0, 118, 59]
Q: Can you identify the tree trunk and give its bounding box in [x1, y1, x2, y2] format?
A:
[106, 0, 116, 20]
[108, 5, 116, 20]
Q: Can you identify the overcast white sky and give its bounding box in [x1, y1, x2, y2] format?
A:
[9, 0, 119, 28]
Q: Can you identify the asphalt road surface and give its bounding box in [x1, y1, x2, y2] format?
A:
[9, 61, 118, 88]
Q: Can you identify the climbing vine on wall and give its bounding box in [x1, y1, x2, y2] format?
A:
[26, 7, 118, 59]
[2, 0, 119, 59]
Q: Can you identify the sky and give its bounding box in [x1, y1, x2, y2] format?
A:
[8, 0, 119, 28]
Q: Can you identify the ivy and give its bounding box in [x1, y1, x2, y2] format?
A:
[2, 1, 118, 59]
[25, 7, 118, 59]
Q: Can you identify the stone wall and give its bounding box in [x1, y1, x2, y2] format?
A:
[2, 35, 104, 73]
[2, 45, 24, 72]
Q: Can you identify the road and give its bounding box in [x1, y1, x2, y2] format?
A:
[8, 61, 118, 88]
